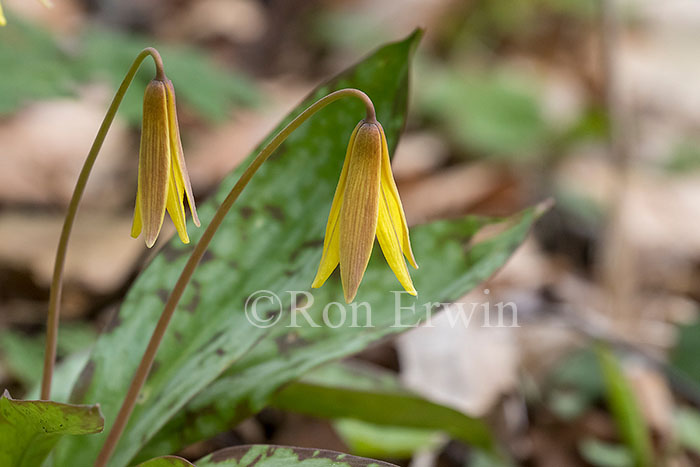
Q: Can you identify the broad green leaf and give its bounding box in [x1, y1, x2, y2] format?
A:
[137, 456, 195, 467]
[334, 418, 442, 459]
[0, 390, 103, 467]
[195, 445, 398, 467]
[137, 204, 541, 462]
[269, 361, 493, 449]
[55, 30, 423, 467]
[596, 345, 653, 467]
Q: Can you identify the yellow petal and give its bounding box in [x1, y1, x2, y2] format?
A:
[378, 123, 418, 268]
[138, 80, 171, 248]
[38, 0, 53, 8]
[165, 80, 200, 227]
[0, 2, 6, 26]
[166, 161, 189, 244]
[312, 122, 362, 289]
[131, 190, 142, 238]
[339, 122, 382, 303]
[377, 189, 416, 295]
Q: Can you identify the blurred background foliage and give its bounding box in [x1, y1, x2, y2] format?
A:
[2, 0, 700, 466]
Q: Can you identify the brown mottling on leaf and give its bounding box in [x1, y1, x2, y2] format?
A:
[275, 331, 309, 356]
[156, 288, 170, 303]
[264, 204, 285, 222]
[160, 242, 185, 263]
[215, 348, 225, 356]
[289, 238, 324, 262]
[208, 446, 248, 463]
[200, 249, 215, 265]
[239, 206, 254, 219]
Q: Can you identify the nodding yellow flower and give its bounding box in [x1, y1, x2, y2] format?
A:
[131, 79, 200, 248]
[0, 0, 52, 26]
[312, 119, 418, 303]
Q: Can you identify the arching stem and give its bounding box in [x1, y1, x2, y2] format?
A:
[94, 88, 375, 466]
[41, 47, 166, 401]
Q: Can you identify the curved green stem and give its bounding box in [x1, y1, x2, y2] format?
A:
[94, 88, 375, 467]
[41, 47, 166, 401]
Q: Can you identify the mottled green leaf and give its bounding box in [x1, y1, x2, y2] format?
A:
[137, 455, 195, 467]
[55, 30, 423, 467]
[270, 361, 493, 449]
[0, 391, 103, 467]
[138, 204, 541, 461]
[195, 445, 397, 467]
[596, 345, 653, 467]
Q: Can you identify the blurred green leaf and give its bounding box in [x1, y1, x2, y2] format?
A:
[546, 347, 605, 419]
[664, 141, 700, 174]
[579, 438, 634, 467]
[0, 391, 103, 467]
[670, 318, 700, 386]
[0, 324, 97, 391]
[270, 360, 493, 449]
[195, 445, 398, 467]
[78, 28, 259, 125]
[0, 19, 258, 123]
[0, 18, 76, 114]
[674, 406, 700, 456]
[418, 66, 547, 159]
[335, 418, 441, 459]
[596, 345, 653, 467]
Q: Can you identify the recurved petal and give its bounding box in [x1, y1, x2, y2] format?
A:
[377, 189, 416, 295]
[312, 122, 362, 289]
[139, 80, 171, 248]
[378, 122, 417, 268]
[339, 122, 382, 303]
[165, 80, 200, 227]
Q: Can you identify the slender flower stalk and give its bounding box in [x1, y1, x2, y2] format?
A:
[94, 88, 379, 467]
[41, 48, 167, 401]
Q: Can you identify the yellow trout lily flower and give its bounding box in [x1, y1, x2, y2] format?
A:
[312, 119, 418, 303]
[0, 0, 52, 26]
[131, 79, 200, 248]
